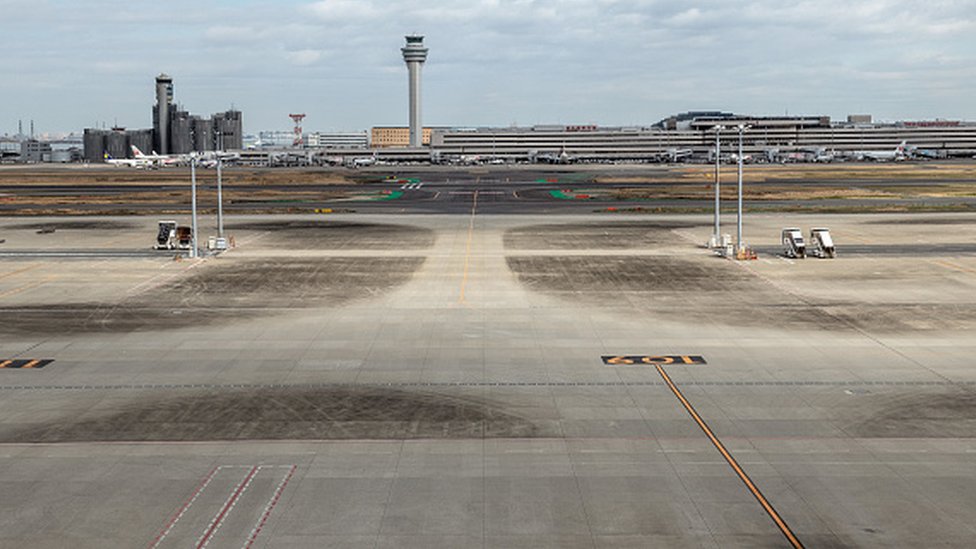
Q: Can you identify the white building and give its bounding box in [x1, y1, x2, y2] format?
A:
[306, 131, 368, 149]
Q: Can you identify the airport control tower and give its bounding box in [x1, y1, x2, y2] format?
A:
[154, 73, 173, 154]
[401, 35, 428, 148]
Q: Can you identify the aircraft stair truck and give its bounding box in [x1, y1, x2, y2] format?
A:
[781, 228, 806, 258]
[154, 220, 177, 250]
[175, 226, 194, 250]
[809, 228, 835, 258]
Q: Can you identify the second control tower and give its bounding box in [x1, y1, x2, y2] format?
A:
[154, 73, 174, 154]
[401, 35, 428, 148]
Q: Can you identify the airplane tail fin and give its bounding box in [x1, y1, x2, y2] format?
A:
[131, 145, 145, 157]
[103, 152, 112, 160]
[896, 140, 907, 153]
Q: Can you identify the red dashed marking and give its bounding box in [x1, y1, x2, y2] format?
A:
[242, 465, 297, 549]
[147, 465, 220, 549]
[195, 466, 260, 549]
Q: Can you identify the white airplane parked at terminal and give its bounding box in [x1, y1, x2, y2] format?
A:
[854, 141, 907, 161]
[666, 148, 693, 162]
[349, 154, 377, 168]
[813, 148, 836, 163]
[131, 146, 240, 168]
[103, 152, 154, 169]
[131, 145, 182, 166]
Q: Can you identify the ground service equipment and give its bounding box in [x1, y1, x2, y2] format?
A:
[809, 228, 835, 258]
[782, 228, 806, 258]
[176, 226, 193, 250]
[154, 221, 177, 250]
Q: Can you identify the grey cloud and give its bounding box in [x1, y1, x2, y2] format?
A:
[1, 0, 974, 133]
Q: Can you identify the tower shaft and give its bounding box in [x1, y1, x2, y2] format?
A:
[155, 74, 173, 154]
[401, 35, 428, 148]
[407, 62, 422, 147]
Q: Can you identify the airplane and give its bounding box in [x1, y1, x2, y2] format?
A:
[854, 141, 907, 161]
[666, 148, 693, 162]
[103, 152, 154, 169]
[813, 148, 836, 163]
[132, 146, 240, 168]
[906, 145, 945, 160]
[535, 147, 576, 164]
[131, 145, 183, 166]
[648, 148, 693, 163]
[348, 154, 377, 168]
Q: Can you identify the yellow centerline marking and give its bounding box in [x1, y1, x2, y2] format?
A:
[457, 189, 479, 304]
[934, 259, 976, 276]
[655, 365, 805, 549]
[0, 264, 41, 281]
[0, 276, 56, 300]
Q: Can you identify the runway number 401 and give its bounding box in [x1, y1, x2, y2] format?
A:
[602, 355, 706, 366]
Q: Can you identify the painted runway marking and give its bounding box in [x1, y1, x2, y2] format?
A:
[242, 465, 297, 549]
[149, 465, 297, 549]
[196, 465, 260, 549]
[0, 264, 41, 281]
[458, 189, 479, 305]
[603, 355, 706, 366]
[656, 364, 805, 549]
[0, 359, 52, 369]
[0, 276, 57, 300]
[934, 259, 976, 276]
[125, 258, 204, 298]
[148, 466, 221, 549]
[3, 379, 974, 391]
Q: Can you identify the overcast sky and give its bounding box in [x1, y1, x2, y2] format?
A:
[2, 0, 975, 135]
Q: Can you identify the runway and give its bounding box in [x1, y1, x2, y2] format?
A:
[1, 183, 976, 546]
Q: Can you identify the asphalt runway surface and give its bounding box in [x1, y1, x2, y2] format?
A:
[3, 164, 976, 216]
[1, 177, 976, 547]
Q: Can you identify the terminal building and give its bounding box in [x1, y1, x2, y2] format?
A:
[307, 131, 368, 149]
[425, 113, 976, 162]
[244, 131, 368, 150]
[83, 74, 242, 162]
[371, 126, 435, 148]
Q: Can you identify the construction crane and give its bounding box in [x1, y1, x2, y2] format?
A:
[289, 113, 306, 148]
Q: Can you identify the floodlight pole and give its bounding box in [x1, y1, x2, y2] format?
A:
[190, 154, 199, 258]
[736, 125, 745, 251]
[713, 126, 722, 246]
[216, 132, 224, 239]
[216, 156, 223, 238]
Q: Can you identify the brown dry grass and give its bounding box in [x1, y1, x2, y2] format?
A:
[0, 189, 350, 206]
[595, 162, 976, 184]
[609, 185, 900, 201]
[0, 167, 357, 186]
